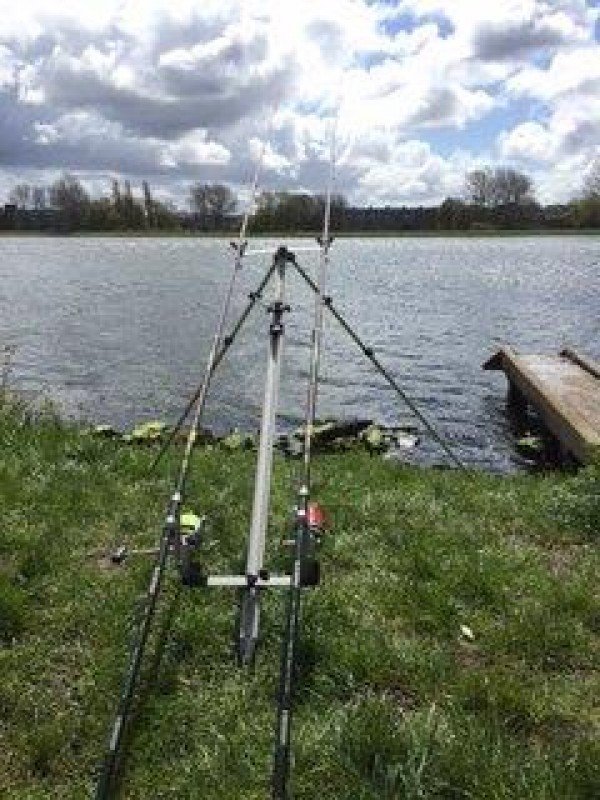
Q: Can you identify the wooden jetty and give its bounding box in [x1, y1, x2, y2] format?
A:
[484, 346, 600, 464]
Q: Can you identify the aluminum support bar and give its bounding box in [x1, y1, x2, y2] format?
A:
[207, 575, 292, 588]
[239, 247, 293, 663]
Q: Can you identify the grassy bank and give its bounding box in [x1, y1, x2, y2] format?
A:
[0, 399, 598, 798]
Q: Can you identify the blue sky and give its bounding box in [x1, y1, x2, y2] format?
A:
[0, 0, 598, 206]
[380, 9, 455, 38]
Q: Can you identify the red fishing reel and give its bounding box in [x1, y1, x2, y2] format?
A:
[306, 502, 330, 539]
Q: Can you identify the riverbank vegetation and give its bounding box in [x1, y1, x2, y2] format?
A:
[0, 395, 598, 798]
[2, 160, 599, 236]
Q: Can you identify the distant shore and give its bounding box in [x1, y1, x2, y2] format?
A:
[1, 227, 598, 238]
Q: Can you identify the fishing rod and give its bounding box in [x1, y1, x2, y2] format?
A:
[148, 262, 277, 473]
[95, 142, 273, 797]
[148, 138, 275, 475]
[272, 123, 337, 798]
[94, 495, 178, 798]
[301, 122, 336, 491]
[98, 362, 222, 798]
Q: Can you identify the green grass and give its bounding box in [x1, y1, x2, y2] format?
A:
[0, 397, 598, 798]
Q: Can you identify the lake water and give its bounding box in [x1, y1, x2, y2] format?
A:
[0, 235, 598, 471]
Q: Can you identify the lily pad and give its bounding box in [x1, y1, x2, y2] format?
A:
[360, 424, 388, 452]
[130, 420, 169, 443]
[516, 434, 544, 455]
[220, 428, 255, 450]
[92, 424, 119, 438]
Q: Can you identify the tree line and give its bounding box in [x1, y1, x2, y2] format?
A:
[2, 175, 181, 232]
[1, 161, 599, 233]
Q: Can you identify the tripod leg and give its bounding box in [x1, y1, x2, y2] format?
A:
[149, 261, 278, 473]
[291, 259, 465, 470]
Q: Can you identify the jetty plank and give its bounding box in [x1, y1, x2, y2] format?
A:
[483, 347, 600, 463]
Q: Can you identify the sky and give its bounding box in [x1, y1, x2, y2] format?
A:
[0, 0, 599, 208]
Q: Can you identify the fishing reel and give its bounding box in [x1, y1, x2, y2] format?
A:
[282, 501, 330, 587]
[178, 511, 207, 587]
[106, 510, 206, 580]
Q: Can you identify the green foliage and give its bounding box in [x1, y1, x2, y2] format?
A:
[548, 462, 600, 541]
[1, 176, 182, 233]
[252, 190, 347, 233]
[2, 171, 599, 233]
[0, 405, 598, 798]
[0, 577, 28, 643]
[466, 166, 534, 206]
[571, 196, 600, 229]
[189, 183, 237, 230]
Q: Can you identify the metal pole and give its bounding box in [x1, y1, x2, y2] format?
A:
[95, 498, 179, 799]
[239, 247, 292, 664]
[271, 491, 309, 799]
[272, 128, 336, 797]
[291, 259, 466, 471]
[149, 261, 278, 474]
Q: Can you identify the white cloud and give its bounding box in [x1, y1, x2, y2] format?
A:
[248, 137, 291, 174]
[33, 121, 60, 146]
[0, 0, 598, 204]
[498, 121, 558, 162]
[497, 36, 600, 201]
[0, 43, 16, 86]
[507, 47, 600, 99]
[164, 130, 231, 168]
[353, 139, 470, 205]
[535, 150, 598, 203]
